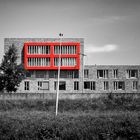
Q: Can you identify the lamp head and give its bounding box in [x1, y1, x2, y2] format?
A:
[59, 33, 63, 37]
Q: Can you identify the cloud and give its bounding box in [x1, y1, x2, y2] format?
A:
[85, 44, 118, 53]
[88, 16, 126, 24]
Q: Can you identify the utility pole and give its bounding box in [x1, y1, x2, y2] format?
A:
[56, 33, 63, 116]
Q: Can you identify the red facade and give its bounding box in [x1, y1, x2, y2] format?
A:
[24, 42, 80, 70]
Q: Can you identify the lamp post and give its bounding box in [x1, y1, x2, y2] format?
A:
[78, 53, 86, 94]
[56, 33, 63, 116]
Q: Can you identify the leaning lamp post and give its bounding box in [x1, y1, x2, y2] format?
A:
[56, 33, 63, 116]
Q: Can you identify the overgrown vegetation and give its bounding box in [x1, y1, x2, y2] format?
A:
[0, 95, 140, 139]
[0, 94, 139, 112]
[0, 110, 140, 140]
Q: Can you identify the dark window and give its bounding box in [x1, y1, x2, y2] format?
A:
[54, 81, 66, 90]
[114, 81, 125, 90]
[97, 70, 103, 78]
[84, 81, 95, 90]
[97, 70, 109, 78]
[24, 81, 29, 90]
[84, 82, 90, 89]
[74, 81, 79, 90]
[126, 70, 138, 78]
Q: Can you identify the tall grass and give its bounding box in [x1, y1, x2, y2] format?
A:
[0, 94, 140, 139]
[0, 94, 140, 111]
[0, 111, 140, 140]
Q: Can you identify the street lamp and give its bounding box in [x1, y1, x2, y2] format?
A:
[56, 33, 63, 116]
[78, 53, 86, 94]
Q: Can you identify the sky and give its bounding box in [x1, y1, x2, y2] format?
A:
[0, 0, 140, 65]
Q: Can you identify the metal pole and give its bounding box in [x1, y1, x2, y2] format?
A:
[78, 53, 86, 94]
[82, 54, 84, 94]
[56, 33, 63, 116]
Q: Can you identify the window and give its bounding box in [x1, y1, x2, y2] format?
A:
[84, 69, 89, 78]
[25, 43, 80, 70]
[84, 81, 95, 90]
[97, 70, 108, 78]
[24, 81, 29, 90]
[49, 71, 58, 78]
[54, 58, 76, 66]
[113, 69, 118, 78]
[67, 70, 79, 78]
[54, 46, 76, 54]
[104, 81, 109, 90]
[36, 71, 49, 78]
[28, 46, 50, 54]
[54, 81, 66, 90]
[126, 70, 138, 78]
[90, 81, 96, 90]
[49, 70, 79, 79]
[74, 81, 79, 90]
[84, 82, 90, 89]
[114, 81, 125, 90]
[132, 81, 138, 90]
[28, 58, 50, 66]
[38, 81, 49, 90]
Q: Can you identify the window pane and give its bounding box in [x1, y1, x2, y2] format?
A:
[97, 70, 108, 78]
[84, 82, 90, 89]
[38, 81, 49, 90]
[24, 81, 29, 91]
[74, 81, 79, 90]
[54, 81, 66, 90]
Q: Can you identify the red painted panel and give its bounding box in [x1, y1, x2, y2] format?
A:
[24, 42, 80, 70]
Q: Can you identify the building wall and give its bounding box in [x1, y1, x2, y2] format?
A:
[84, 65, 140, 93]
[4, 38, 140, 94]
[4, 38, 84, 93]
[17, 65, 140, 94]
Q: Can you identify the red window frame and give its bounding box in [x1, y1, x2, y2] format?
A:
[24, 42, 80, 70]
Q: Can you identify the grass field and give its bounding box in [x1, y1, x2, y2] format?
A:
[0, 94, 140, 140]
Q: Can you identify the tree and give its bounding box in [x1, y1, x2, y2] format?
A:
[0, 44, 26, 92]
[0, 73, 5, 92]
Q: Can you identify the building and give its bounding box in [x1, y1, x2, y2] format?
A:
[4, 38, 140, 94]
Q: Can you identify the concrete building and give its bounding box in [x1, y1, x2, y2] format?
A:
[4, 38, 140, 94]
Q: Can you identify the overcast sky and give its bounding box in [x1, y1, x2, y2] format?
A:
[0, 0, 140, 65]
